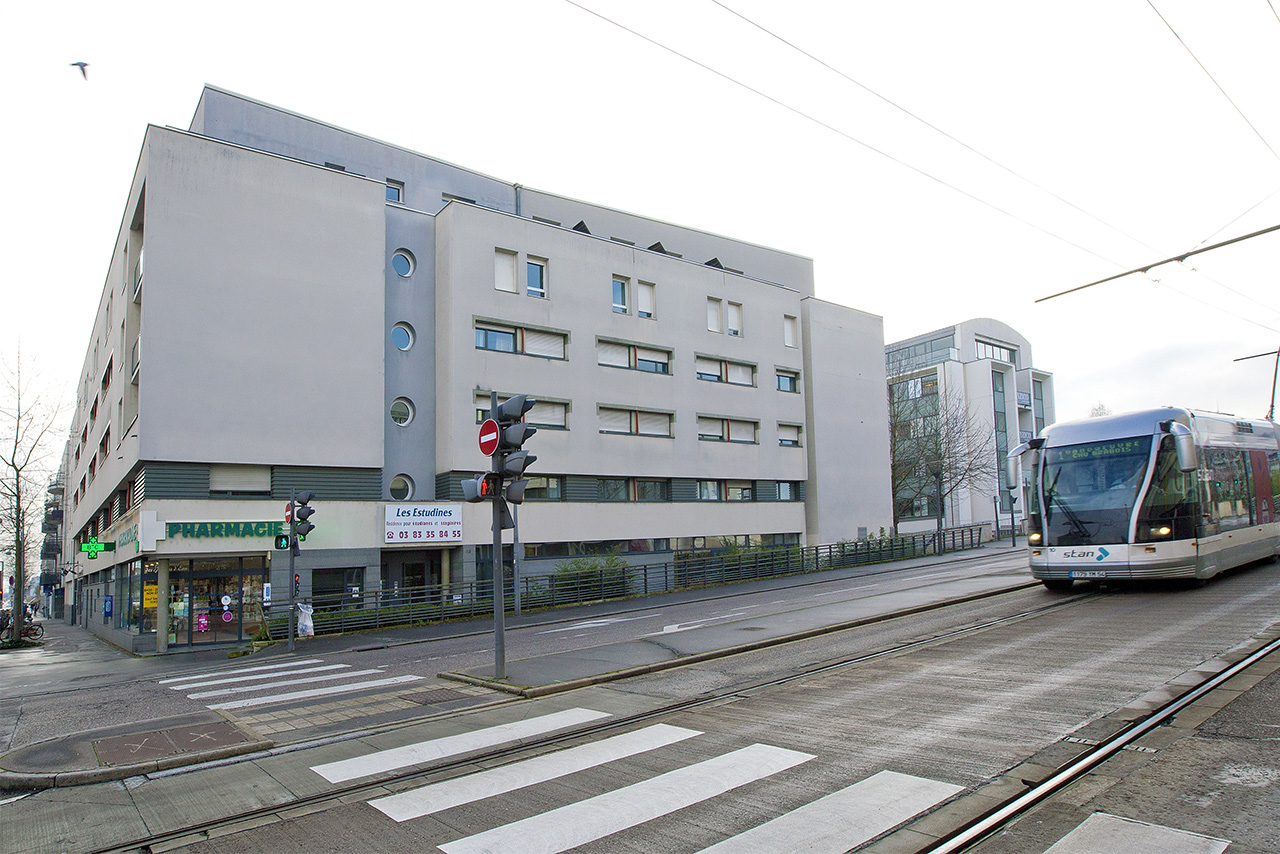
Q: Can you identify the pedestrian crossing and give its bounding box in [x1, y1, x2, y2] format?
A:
[300, 706, 1237, 854]
[159, 657, 424, 712]
[306, 706, 963, 853]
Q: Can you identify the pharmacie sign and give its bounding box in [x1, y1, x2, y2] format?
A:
[384, 504, 463, 544]
[166, 521, 286, 540]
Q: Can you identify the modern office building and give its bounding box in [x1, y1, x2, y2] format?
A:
[48, 87, 893, 652]
[885, 319, 1055, 535]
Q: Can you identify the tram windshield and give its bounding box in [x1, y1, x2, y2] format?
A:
[1041, 436, 1152, 545]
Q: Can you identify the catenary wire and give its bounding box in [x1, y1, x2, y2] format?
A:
[559, 0, 1126, 270]
[1146, 0, 1280, 162]
[706, 0, 1164, 256]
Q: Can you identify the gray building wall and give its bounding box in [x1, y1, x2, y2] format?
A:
[802, 298, 894, 543]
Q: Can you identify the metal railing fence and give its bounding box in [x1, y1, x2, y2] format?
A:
[263, 526, 984, 640]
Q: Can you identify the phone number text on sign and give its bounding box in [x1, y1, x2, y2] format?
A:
[384, 504, 463, 543]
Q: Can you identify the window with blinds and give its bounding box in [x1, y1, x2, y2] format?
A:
[600, 407, 671, 437]
[524, 329, 566, 359]
[598, 340, 671, 374]
[638, 282, 656, 318]
[697, 417, 725, 440]
[778, 424, 801, 447]
[209, 464, 270, 493]
[597, 341, 631, 368]
[727, 419, 756, 443]
[494, 249, 517, 293]
[726, 361, 754, 386]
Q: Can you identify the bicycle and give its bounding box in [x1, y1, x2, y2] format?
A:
[1, 621, 43, 641]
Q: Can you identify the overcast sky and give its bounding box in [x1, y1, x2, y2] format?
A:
[4, 0, 1280, 435]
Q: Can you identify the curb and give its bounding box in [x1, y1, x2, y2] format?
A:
[0, 739, 274, 791]
[441, 580, 1043, 698]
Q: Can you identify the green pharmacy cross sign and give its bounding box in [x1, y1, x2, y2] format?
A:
[80, 536, 117, 559]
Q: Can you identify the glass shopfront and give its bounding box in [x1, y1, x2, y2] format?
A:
[115, 555, 266, 646]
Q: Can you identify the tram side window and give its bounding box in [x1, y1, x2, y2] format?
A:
[1137, 436, 1198, 541]
[1204, 448, 1253, 532]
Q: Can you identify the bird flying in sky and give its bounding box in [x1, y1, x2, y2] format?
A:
[70, 62, 88, 80]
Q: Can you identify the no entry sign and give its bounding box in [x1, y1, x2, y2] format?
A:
[479, 418, 500, 456]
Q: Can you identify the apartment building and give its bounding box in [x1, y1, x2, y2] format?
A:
[49, 86, 892, 652]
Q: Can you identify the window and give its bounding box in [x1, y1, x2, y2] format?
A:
[638, 282, 655, 318]
[783, 315, 798, 348]
[475, 323, 566, 359]
[598, 478, 629, 501]
[698, 356, 753, 385]
[524, 476, 564, 500]
[635, 479, 670, 501]
[390, 475, 414, 500]
[386, 180, 404, 203]
[209, 464, 270, 493]
[698, 417, 725, 441]
[777, 370, 799, 393]
[696, 358, 724, 382]
[390, 397, 415, 425]
[392, 249, 415, 277]
[495, 249, 518, 293]
[698, 480, 723, 501]
[707, 298, 723, 332]
[598, 340, 671, 375]
[727, 302, 743, 337]
[976, 340, 1017, 364]
[476, 325, 516, 353]
[728, 419, 757, 443]
[726, 361, 754, 386]
[612, 277, 628, 314]
[726, 480, 753, 501]
[477, 395, 568, 429]
[526, 258, 547, 298]
[778, 424, 801, 447]
[778, 481, 798, 501]
[699, 417, 756, 443]
[391, 322, 415, 351]
[599, 407, 672, 437]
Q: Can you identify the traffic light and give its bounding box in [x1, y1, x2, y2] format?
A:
[295, 491, 315, 541]
[493, 395, 537, 479]
[293, 573, 301, 598]
[462, 473, 501, 503]
[274, 534, 290, 550]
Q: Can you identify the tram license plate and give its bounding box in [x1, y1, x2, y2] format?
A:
[1069, 570, 1107, 578]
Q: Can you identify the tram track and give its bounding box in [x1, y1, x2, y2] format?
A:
[915, 625, 1280, 854]
[83, 590, 1092, 854]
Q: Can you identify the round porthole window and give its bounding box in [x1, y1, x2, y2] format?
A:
[392, 249, 415, 277]
[391, 322, 415, 351]
[390, 397, 415, 425]
[390, 474, 414, 500]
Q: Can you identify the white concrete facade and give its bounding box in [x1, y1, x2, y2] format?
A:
[50, 86, 893, 651]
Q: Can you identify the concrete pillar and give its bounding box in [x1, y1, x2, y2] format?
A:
[155, 559, 170, 654]
[441, 548, 452, 593]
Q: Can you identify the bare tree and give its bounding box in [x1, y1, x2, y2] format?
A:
[0, 347, 61, 644]
[887, 359, 997, 531]
[1089, 401, 1112, 418]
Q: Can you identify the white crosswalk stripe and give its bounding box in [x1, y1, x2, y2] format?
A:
[311, 707, 613, 784]
[1043, 813, 1230, 853]
[160, 657, 422, 713]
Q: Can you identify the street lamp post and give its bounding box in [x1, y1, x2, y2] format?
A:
[928, 461, 944, 555]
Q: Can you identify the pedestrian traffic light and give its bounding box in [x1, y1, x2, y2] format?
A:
[295, 491, 315, 541]
[493, 395, 537, 478]
[462, 473, 501, 502]
[274, 534, 290, 550]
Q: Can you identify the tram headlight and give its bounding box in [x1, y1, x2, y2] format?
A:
[1028, 532, 1042, 544]
[1147, 525, 1173, 540]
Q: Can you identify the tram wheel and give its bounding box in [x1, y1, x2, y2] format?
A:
[1042, 579, 1074, 593]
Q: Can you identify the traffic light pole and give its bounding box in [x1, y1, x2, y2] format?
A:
[288, 487, 296, 653]
[490, 392, 506, 680]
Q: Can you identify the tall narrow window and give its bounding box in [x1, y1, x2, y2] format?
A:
[495, 249, 518, 293]
[707, 298, 723, 333]
[727, 302, 743, 336]
[612, 277, 628, 313]
[527, 259, 547, 298]
[638, 282, 656, 318]
[783, 315, 798, 348]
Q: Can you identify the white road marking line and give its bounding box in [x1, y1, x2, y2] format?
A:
[166, 664, 352, 689]
[206, 675, 424, 710]
[158, 659, 325, 683]
[310, 707, 612, 784]
[186, 669, 386, 699]
[696, 770, 963, 853]
[369, 724, 702, 822]
[1043, 812, 1230, 854]
[537, 615, 655, 635]
[439, 743, 814, 854]
[644, 612, 749, 636]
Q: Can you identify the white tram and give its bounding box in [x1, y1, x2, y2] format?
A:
[1007, 407, 1280, 591]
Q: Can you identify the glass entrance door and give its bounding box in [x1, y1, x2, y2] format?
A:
[190, 575, 242, 644]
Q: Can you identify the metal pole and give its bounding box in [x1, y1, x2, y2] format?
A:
[491, 391, 505, 680]
[935, 466, 944, 555]
[1270, 348, 1279, 421]
[513, 503, 521, 617]
[288, 488, 295, 653]
[1010, 501, 1018, 547]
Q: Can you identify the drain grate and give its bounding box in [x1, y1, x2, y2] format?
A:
[399, 687, 471, 706]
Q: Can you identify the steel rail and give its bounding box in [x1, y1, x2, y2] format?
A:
[81, 591, 1085, 854]
[916, 631, 1280, 854]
